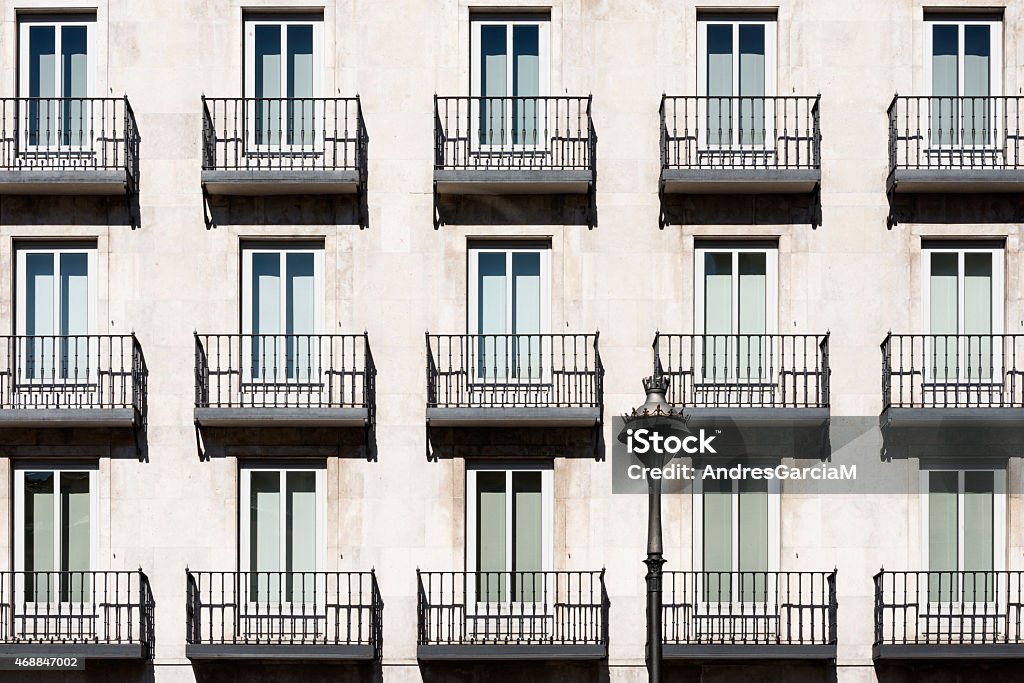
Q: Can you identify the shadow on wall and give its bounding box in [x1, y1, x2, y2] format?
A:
[434, 194, 592, 227]
[889, 193, 1024, 225]
[193, 661, 380, 683]
[1, 194, 138, 227]
[876, 661, 1024, 683]
[665, 662, 837, 683]
[204, 194, 364, 228]
[0, 661, 155, 683]
[420, 661, 609, 683]
[660, 192, 819, 228]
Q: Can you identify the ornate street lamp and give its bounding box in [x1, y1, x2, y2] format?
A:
[618, 374, 690, 683]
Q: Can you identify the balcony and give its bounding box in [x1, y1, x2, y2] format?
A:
[874, 570, 1024, 659]
[194, 333, 375, 429]
[0, 334, 146, 430]
[0, 570, 154, 660]
[652, 333, 830, 427]
[186, 570, 382, 661]
[888, 96, 1024, 193]
[662, 571, 837, 661]
[416, 570, 608, 661]
[0, 97, 139, 195]
[201, 96, 366, 195]
[881, 334, 1024, 428]
[434, 96, 595, 195]
[659, 95, 820, 194]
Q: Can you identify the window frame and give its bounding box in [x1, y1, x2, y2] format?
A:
[692, 471, 781, 576]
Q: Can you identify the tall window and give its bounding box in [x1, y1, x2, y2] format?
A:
[241, 244, 323, 381]
[923, 466, 1004, 602]
[468, 244, 550, 380]
[18, 16, 94, 147]
[696, 474, 779, 603]
[466, 463, 552, 602]
[240, 464, 325, 603]
[244, 15, 323, 147]
[698, 16, 776, 146]
[923, 244, 1003, 380]
[16, 245, 96, 381]
[14, 466, 97, 603]
[471, 15, 550, 146]
[695, 244, 778, 382]
[925, 16, 1001, 146]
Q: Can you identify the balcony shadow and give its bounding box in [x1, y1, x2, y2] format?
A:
[875, 661, 1024, 682]
[192, 661, 379, 683]
[427, 425, 601, 461]
[660, 191, 820, 229]
[203, 193, 364, 229]
[195, 425, 371, 461]
[665, 662, 836, 683]
[434, 193, 593, 228]
[880, 420, 1024, 460]
[0, 426, 145, 461]
[889, 192, 1024, 226]
[0, 193, 140, 228]
[0, 661, 155, 683]
[419, 660, 608, 683]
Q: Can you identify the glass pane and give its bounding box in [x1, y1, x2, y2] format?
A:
[61, 26, 88, 146]
[477, 252, 508, 379]
[250, 471, 281, 602]
[287, 25, 314, 145]
[480, 25, 508, 145]
[24, 472, 55, 602]
[60, 472, 90, 603]
[963, 25, 991, 145]
[738, 252, 768, 380]
[26, 253, 55, 380]
[60, 253, 89, 381]
[706, 25, 733, 145]
[738, 478, 769, 602]
[702, 477, 732, 603]
[928, 470, 959, 603]
[738, 24, 766, 145]
[285, 471, 317, 602]
[285, 253, 316, 380]
[931, 25, 959, 145]
[512, 472, 543, 602]
[255, 24, 282, 145]
[28, 26, 57, 146]
[251, 253, 281, 379]
[929, 252, 958, 379]
[476, 471, 507, 601]
[964, 253, 994, 380]
[963, 471, 994, 601]
[513, 25, 540, 145]
[703, 253, 733, 381]
[511, 252, 541, 379]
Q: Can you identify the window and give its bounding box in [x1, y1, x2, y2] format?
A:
[471, 15, 550, 146]
[241, 244, 324, 381]
[698, 16, 776, 146]
[922, 466, 1005, 602]
[466, 462, 553, 602]
[244, 15, 323, 147]
[18, 16, 94, 147]
[468, 244, 550, 380]
[923, 244, 1003, 380]
[694, 244, 778, 381]
[14, 466, 97, 603]
[925, 16, 1001, 146]
[240, 464, 325, 603]
[16, 245, 96, 381]
[695, 474, 779, 603]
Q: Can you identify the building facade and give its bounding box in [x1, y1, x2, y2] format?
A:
[0, 0, 1022, 681]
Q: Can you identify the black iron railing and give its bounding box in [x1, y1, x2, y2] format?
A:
[0, 334, 146, 415]
[0, 570, 154, 657]
[0, 97, 139, 184]
[417, 570, 608, 648]
[881, 333, 1024, 410]
[434, 96, 595, 172]
[888, 95, 1024, 174]
[652, 333, 830, 409]
[426, 333, 602, 409]
[194, 333, 374, 410]
[874, 570, 1024, 647]
[663, 571, 837, 647]
[186, 570, 381, 657]
[660, 95, 820, 171]
[201, 96, 366, 174]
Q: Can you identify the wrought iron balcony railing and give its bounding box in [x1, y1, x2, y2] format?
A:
[194, 333, 375, 412]
[881, 334, 1024, 411]
[663, 571, 837, 653]
[652, 333, 830, 410]
[660, 95, 821, 173]
[874, 570, 1024, 655]
[0, 97, 139, 191]
[186, 570, 382, 660]
[0, 570, 154, 659]
[0, 334, 146, 421]
[434, 96, 595, 173]
[426, 333, 602, 410]
[416, 570, 608, 657]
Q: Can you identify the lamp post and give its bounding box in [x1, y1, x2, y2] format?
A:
[618, 374, 690, 683]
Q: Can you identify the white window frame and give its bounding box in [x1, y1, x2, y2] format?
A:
[923, 17, 1002, 151]
[921, 245, 1004, 383]
[243, 16, 324, 154]
[696, 16, 777, 151]
[18, 16, 96, 152]
[470, 15, 551, 152]
[13, 465, 99, 606]
[465, 461, 554, 607]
